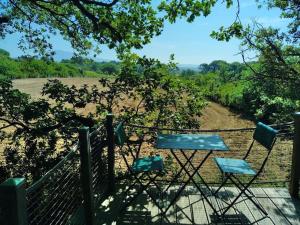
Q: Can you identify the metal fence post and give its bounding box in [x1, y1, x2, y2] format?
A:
[79, 127, 95, 225]
[0, 178, 28, 225]
[289, 112, 300, 198]
[106, 113, 115, 192]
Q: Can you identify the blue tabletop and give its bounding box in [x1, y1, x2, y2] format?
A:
[156, 134, 229, 151]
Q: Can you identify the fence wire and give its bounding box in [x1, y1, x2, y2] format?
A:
[26, 146, 83, 225]
[89, 125, 108, 195]
[24, 124, 108, 225]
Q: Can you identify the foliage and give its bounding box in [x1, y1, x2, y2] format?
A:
[259, 0, 299, 41]
[0, 48, 9, 57]
[243, 89, 299, 122]
[239, 10, 300, 122]
[210, 22, 243, 41]
[62, 56, 120, 75]
[0, 55, 206, 184]
[201, 0, 300, 124]
[199, 60, 246, 81]
[191, 61, 251, 111]
[188, 51, 299, 124]
[0, 0, 238, 58]
[180, 69, 196, 76]
[0, 78, 97, 183]
[0, 49, 120, 78]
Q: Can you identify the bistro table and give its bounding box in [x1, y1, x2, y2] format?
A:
[156, 133, 229, 216]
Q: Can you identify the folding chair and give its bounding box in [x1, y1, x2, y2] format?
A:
[213, 122, 278, 217]
[114, 123, 165, 212]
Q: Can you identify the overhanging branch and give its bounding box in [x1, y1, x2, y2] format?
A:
[0, 16, 9, 24]
[80, 0, 119, 7]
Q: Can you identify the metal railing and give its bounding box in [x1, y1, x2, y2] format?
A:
[0, 114, 299, 225]
[26, 144, 82, 225]
[0, 123, 109, 225]
[89, 125, 108, 197]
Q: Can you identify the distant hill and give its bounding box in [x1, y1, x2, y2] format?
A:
[53, 50, 114, 62]
[177, 64, 199, 71]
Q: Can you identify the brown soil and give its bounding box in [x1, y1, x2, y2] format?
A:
[13, 77, 102, 98]
[200, 101, 254, 129]
[13, 78, 255, 129]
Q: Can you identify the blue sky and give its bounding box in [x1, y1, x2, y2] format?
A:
[0, 0, 289, 64]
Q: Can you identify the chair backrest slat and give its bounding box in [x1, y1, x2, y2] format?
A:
[115, 123, 127, 146]
[253, 122, 278, 151]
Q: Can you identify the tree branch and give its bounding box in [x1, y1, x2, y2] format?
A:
[0, 117, 30, 130]
[0, 16, 9, 24]
[31, 114, 96, 135]
[240, 49, 300, 84]
[0, 123, 16, 130]
[80, 0, 119, 7]
[71, 0, 122, 41]
[8, 0, 32, 21]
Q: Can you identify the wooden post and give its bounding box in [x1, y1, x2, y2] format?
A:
[106, 113, 115, 192]
[79, 127, 95, 225]
[289, 112, 300, 198]
[0, 178, 28, 225]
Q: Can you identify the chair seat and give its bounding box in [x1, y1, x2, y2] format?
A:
[132, 155, 164, 172]
[214, 157, 256, 175]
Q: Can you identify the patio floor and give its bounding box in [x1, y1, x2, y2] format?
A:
[92, 185, 300, 225]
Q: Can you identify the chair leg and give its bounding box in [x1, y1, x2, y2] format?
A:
[122, 171, 164, 214]
[144, 172, 164, 194]
[222, 176, 268, 216]
[120, 174, 147, 212]
[135, 174, 173, 224]
[135, 173, 163, 208]
[214, 174, 230, 196]
[230, 175, 268, 216]
[232, 174, 255, 197]
[122, 177, 138, 196]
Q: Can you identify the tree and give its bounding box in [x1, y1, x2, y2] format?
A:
[207, 0, 300, 122]
[181, 69, 196, 77]
[240, 1, 299, 97]
[99, 62, 119, 74]
[199, 60, 231, 74]
[0, 56, 206, 184]
[199, 63, 210, 73]
[0, 0, 240, 58]
[0, 48, 10, 57]
[0, 52, 22, 78]
[239, 25, 300, 122]
[261, 0, 299, 41]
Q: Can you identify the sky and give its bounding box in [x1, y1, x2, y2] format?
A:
[0, 0, 290, 65]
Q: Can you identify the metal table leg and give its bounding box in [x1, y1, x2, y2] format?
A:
[163, 150, 197, 193]
[162, 150, 219, 216]
[180, 150, 215, 196]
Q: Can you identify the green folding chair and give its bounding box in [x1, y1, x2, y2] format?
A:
[213, 122, 278, 217]
[115, 123, 165, 212]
